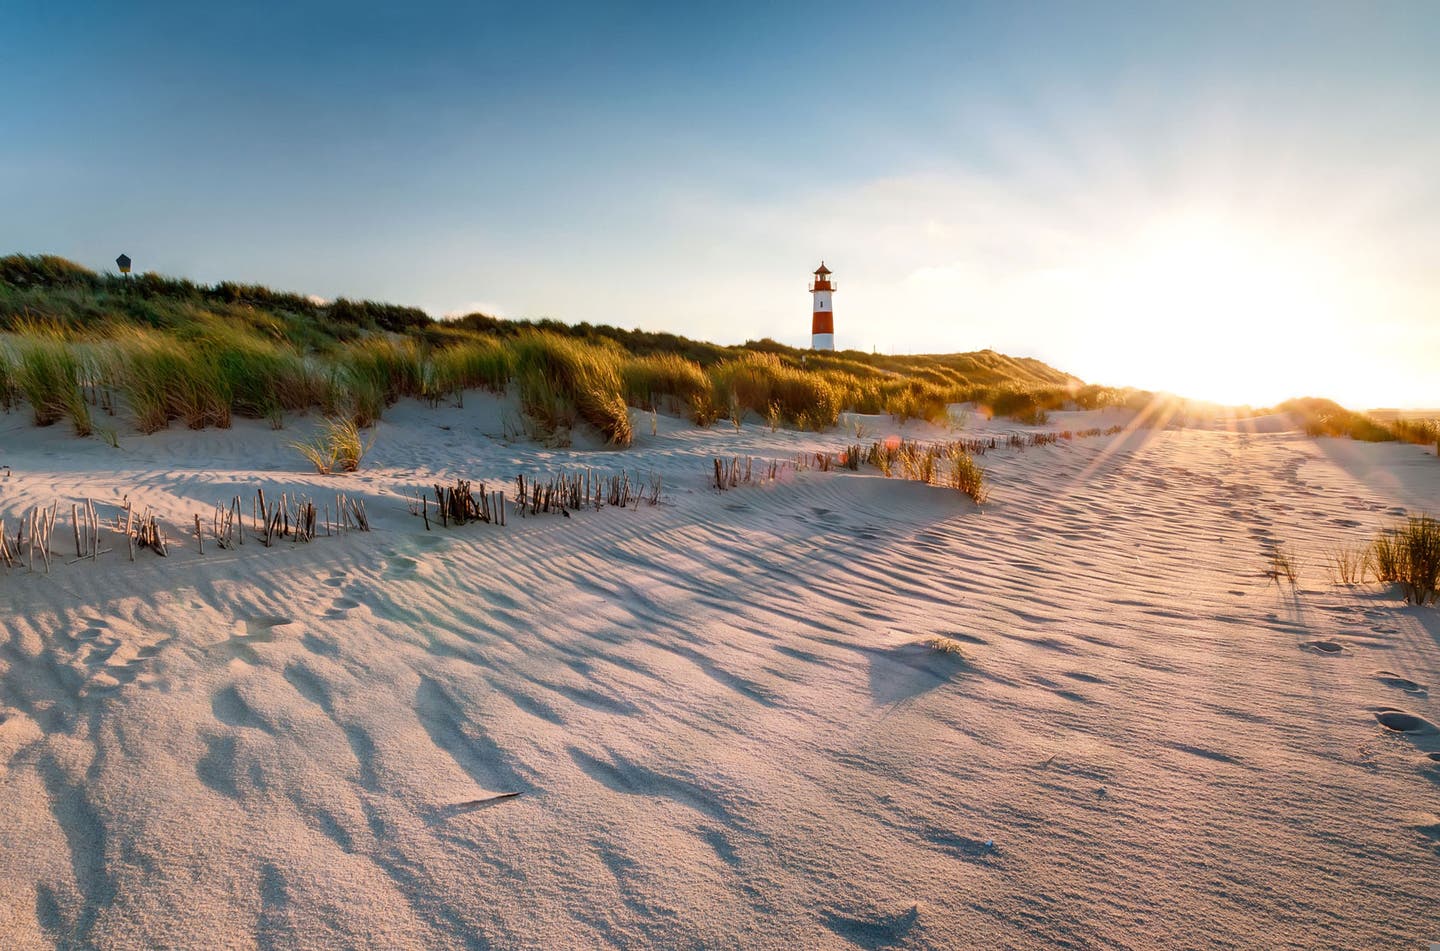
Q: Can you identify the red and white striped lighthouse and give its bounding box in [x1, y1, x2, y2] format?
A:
[810, 262, 835, 350]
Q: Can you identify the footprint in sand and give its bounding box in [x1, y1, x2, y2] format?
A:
[323, 596, 361, 621]
[383, 556, 419, 580]
[1374, 710, 1438, 735]
[1410, 818, 1440, 854]
[1376, 672, 1427, 695]
[214, 617, 294, 664]
[820, 904, 921, 948]
[1302, 641, 1345, 655]
[212, 684, 275, 733]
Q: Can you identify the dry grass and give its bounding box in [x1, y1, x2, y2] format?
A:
[925, 636, 970, 658]
[291, 417, 373, 474]
[1265, 544, 1299, 586]
[945, 448, 988, 504]
[1325, 544, 1369, 585]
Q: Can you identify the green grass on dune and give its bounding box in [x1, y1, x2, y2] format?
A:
[12, 329, 91, 434]
[512, 333, 632, 445]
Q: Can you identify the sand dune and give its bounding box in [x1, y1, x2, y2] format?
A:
[1, 398, 1437, 949]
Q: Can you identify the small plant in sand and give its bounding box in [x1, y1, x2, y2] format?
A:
[945, 448, 987, 504]
[925, 635, 969, 659]
[1324, 544, 1369, 585]
[841, 413, 870, 441]
[292, 417, 373, 474]
[1369, 515, 1440, 605]
[1265, 544, 1298, 586]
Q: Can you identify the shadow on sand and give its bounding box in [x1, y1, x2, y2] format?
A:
[867, 641, 969, 708]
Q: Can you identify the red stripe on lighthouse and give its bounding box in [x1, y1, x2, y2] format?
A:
[812, 312, 833, 334]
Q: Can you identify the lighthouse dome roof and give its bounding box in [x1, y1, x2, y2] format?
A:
[813, 262, 831, 275]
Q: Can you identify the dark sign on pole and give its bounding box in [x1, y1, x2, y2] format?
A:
[116, 254, 132, 275]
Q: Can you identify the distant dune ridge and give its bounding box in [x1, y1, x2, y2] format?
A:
[4, 254, 1435, 455]
[0, 253, 1153, 444]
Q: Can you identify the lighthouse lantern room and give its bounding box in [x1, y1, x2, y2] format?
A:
[810, 262, 835, 350]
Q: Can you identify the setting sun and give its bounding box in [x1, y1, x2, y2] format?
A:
[1095, 216, 1352, 406]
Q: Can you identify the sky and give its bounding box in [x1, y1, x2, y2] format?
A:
[3, 1, 1438, 407]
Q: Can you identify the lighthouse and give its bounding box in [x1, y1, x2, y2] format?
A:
[810, 262, 835, 350]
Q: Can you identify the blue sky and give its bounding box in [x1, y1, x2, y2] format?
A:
[4, 1, 1437, 405]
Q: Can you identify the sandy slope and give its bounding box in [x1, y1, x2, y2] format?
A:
[1, 398, 1438, 950]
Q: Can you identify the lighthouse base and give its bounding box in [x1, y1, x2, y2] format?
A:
[811, 333, 834, 351]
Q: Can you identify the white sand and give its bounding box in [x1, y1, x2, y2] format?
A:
[1, 398, 1438, 949]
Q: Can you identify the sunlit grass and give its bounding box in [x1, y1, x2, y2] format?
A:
[291, 417, 373, 474]
[13, 330, 91, 434]
[1371, 516, 1440, 605]
[621, 353, 710, 415]
[512, 332, 632, 445]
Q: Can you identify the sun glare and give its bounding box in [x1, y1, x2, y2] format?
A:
[1094, 216, 1369, 407]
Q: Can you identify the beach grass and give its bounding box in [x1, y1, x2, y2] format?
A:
[12, 330, 91, 434]
[1266, 544, 1299, 585]
[512, 333, 632, 446]
[945, 447, 988, 504]
[0, 346, 15, 411]
[1371, 516, 1440, 605]
[292, 417, 372, 474]
[621, 353, 710, 415]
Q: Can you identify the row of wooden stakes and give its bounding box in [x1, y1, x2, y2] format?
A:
[0, 488, 371, 575]
[407, 479, 507, 530]
[514, 469, 662, 516]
